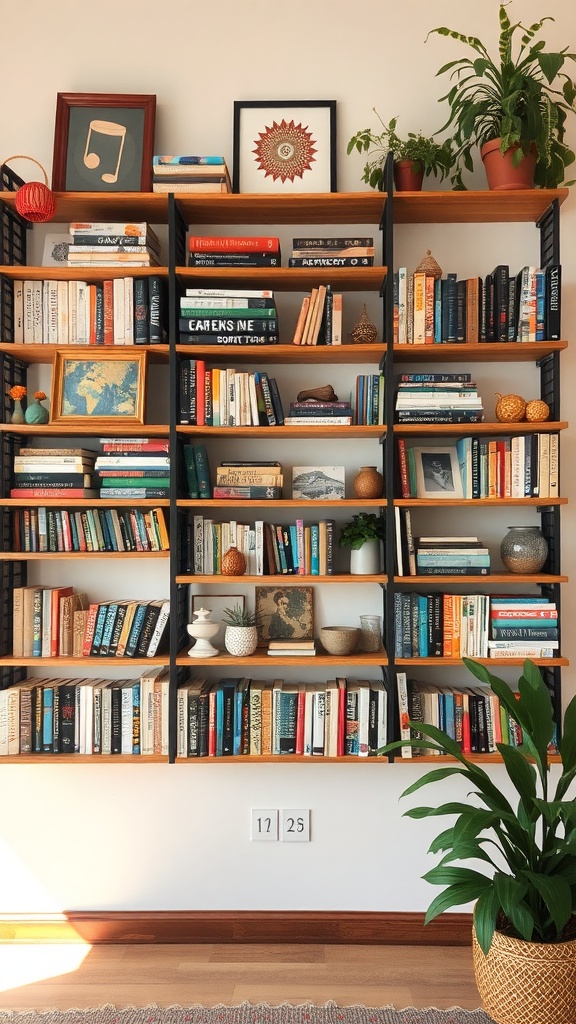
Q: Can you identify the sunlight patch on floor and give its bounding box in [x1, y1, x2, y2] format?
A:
[0, 943, 91, 992]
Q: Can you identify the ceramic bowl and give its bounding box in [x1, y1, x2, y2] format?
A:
[319, 626, 360, 656]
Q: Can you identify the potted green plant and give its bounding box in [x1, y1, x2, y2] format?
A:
[347, 111, 453, 191]
[338, 512, 385, 574]
[427, 3, 576, 189]
[222, 604, 258, 657]
[383, 657, 576, 1024]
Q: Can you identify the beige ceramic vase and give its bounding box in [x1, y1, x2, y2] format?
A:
[353, 466, 384, 499]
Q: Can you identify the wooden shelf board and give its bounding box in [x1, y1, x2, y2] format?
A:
[176, 649, 388, 667]
[176, 266, 386, 292]
[1, 551, 169, 560]
[1, 498, 169, 508]
[394, 753, 561, 765]
[0, 267, 168, 282]
[394, 573, 568, 585]
[174, 192, 387, 225]
[395, 657, 568, 667]
[175, 343, 385, 365]
[393, 189, 568, 224]
[177, 424, 385, 439]
[0, 191, 171, 223]
[174, 755, 389, 764]
[0, 656, 169, 667]
[396, 497, 567, 507]
[0, 754, 169, 764]
[393, 341, 567, 362]
[176, 498, 384, 509]
[0, 343, 169, 364]
[176, 573, 384, 584]
[396, 421, 567, 436]
[0, 424, 169, 437]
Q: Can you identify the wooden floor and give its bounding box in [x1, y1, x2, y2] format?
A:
[0, 943, 480, 1011]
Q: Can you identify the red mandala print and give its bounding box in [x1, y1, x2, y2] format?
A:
[253, 119, 317, 183]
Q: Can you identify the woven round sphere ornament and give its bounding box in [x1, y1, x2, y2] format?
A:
[495, 392, 526, 422]
[351, 304, 379, 344]
[414, 249, 442, 280]
[525, 398, 550, 422]
[221, 545, 246, 576]
[2, 155, 56, 223]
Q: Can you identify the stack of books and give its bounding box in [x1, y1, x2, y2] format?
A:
[187, 515, 335, 575]
[66, 220, 160, 268]
[285, 397, 352, 426]
[179, 361, 283, 426]
[288, 235, 375, 268]
[152, 155, 231, 193]
[267, 640, 316, 657]
[179, 285, 279, 346]
[95, 437, 170, 499]
[414, 535, 490, 576]
[488, 596, 558, 659]
[395, 373, 484, 424]
[188, 234, 280, 268]
[291, 285, 342, 346]
[212, 460, 283, 499]
[10, 447, 97, 499]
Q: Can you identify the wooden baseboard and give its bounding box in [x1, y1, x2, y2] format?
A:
[0, 911, 473, 945]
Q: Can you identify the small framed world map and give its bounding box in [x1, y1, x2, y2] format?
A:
[50, 349, 147, 425]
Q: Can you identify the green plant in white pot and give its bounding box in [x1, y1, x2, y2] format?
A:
[428, 3, 576, 189]
[382, 657, 576, 1024]
[338, 512, 385, 575]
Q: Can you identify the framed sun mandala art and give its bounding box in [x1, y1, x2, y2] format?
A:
[233, 100, 336, 194]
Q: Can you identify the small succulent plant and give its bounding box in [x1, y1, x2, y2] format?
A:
[222, 604, 256, 627]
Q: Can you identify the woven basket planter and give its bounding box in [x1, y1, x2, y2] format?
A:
[473, 927, 576, 1024]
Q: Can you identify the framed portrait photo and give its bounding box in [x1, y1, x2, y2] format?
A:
[255, 586, 314, 645]
[414, 445, 464, 499]
[52, 93, 156, 192]
[233, 100, 336, 194]
[50, 349, 147, 426]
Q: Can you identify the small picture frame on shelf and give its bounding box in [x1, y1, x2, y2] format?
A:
[255, 586, 314, 645]
[292, 466, 345, 500]
[414, 445, 464, 499]
[232, 100, 337, 194]
[190, 594, 246, 652]
[50, 349, 147, 426]
[51, 92, 156, 192]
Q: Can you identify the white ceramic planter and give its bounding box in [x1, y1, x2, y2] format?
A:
[224, 625, 258, 657]
[349, 539, 381, 575]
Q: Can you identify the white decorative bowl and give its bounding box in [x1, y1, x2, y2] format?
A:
[319, 626, 360, 656]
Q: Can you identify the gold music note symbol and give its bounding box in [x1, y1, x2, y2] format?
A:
[83, 119, 127, 184]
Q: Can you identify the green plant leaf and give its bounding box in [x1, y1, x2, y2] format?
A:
[560, 696, 576, 772]
[423, 865, 491, 888]
[400, 766, 467, 796]
[496, 743, 537, 811]
[404, 802, 475, 820]
[493, 874, 535, 941]
[473, 886, 501, 953]
[523, 872, 573, 935]
[424, 878, 492, 923]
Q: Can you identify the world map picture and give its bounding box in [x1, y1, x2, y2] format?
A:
[62, 358, 140, 417]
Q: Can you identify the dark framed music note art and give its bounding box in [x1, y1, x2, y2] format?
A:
[52, 93, 156, 192]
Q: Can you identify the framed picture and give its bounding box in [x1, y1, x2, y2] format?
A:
[190, 594, 246, 651]
[233, 100, 336, 194]
[50, 349, 147, 426]
[52, 93, 156, 192]
[292, 466, 345, 500]
[255, 586, 314, 645]
[414, 445, 464, 499]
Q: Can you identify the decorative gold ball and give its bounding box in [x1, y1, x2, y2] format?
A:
[495, 392, 526, 423]
[524, 399, 550, 422]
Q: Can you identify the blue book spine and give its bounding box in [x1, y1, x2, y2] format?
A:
[535, 269, 546, 340]
[153, 155, 225, 165]
[394, 593, 403, 658]
[418, 595, 429, 656]
[42, 688, 54, 752]
[310, 525, 320, 575]
[444, 691, 455, 739]
[32, 588, 43, 656]
[491, 617, 558, 628]
[289, 525, 299, 572]
[234, 688, 243, 756]
[434, 278, 442, 342]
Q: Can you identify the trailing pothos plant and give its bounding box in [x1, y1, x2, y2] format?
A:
[428, 3, 576, 188]
[347, 112, 453, 190]
[382, 658, 576, 953]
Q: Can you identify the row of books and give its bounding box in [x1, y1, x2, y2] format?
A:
[188, 515, 336, 576]
[288, 233, 375, 269]
[392, 263, 561, 345]
[0, 667, 170, 756]
[12, 275, 167, 345]
[179, 360, 284, 426]
[153, 155, 232, 194]
[397, 432, 559, 501]
[66, 219, 160, 268]
[291, 285, 343, 346]
[395, 672, 529, 758]
[395, 375, 484, 424]
[12, 586, 169, 660]
[176, 676, 387, 758]
[393, 592, 558, 660]
[11, 505, 169, 554]
[395, 525, 490, 578]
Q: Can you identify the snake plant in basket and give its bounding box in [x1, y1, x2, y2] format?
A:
[382, 658, 576, 1024]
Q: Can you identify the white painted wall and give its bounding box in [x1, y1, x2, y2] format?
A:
[0, 0, 575, 915]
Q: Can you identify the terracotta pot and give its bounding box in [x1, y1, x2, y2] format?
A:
[481, 139, 537, 191]
[393, 159, 424, 192]
[473, 927, 576, 1024]
[221, 545, 246, 576]
[353, 466, 384, 499]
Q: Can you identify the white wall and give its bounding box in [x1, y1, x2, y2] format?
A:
[1, 0, 575, 915]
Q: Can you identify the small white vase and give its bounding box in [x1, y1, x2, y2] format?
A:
[350, 539, 381, 575]
[224, 625, 258, 657]
[187, 607, 220, 658]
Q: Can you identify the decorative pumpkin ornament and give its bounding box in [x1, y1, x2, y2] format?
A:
[495, 392, 526, 422]
[351, 304, 379, 344]
[2, 156, 56, 223]
[221, 545, 247, 576]
[525, 398, 550, 422]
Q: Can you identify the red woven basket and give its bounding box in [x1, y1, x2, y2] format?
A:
[2, 154, 56, 222]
